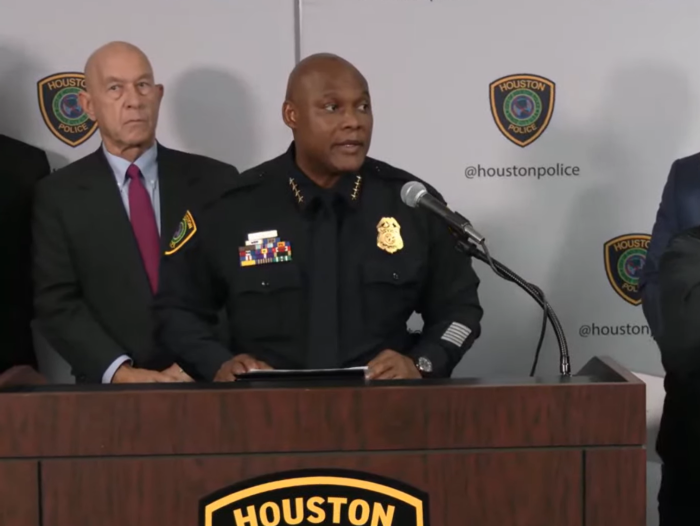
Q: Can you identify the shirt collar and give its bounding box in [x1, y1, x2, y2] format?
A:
[282, 142, 364, 213]
[103, 142, 158, 187]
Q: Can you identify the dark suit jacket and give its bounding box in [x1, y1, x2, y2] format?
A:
[655, 227, 700, 467]
[32, 143, 238, 383]
[640, 152, 700, 339]
[0, 135, 51, 374]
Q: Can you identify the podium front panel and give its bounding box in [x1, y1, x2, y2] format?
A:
[40, 451, 582, 526]
[0, 461, 39, 526]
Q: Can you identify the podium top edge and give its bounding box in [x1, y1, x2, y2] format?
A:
[0, 356, 645, 394]
[0, 375, 641, 396]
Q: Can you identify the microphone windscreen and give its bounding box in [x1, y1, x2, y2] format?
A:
[400, 181, 427, 208]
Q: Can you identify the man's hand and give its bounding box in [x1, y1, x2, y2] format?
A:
[161, 363, 194, 382]
[112, 363, 179, 383]
[214, 354, 273, 382]
[366, 350, 421, 380]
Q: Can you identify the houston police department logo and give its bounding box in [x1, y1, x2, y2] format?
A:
[200, 469, 429, 526]
[165, 210, 197, 256]
[489, 74, 555, 147]
[37, 72, 98, 147]
[604, 233, 651, 306]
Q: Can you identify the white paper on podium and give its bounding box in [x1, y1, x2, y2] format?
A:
[236, 366, 368, 379]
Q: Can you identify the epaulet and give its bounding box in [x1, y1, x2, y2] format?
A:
[364, 157, 445, 201]
[191, 169, 265, 214]
[219, 169, 266, 197]
[218, 155, 287, 195]
[363, 157, 413, 181]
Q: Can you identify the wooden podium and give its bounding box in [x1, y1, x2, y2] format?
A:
[0, 356, 645, 526]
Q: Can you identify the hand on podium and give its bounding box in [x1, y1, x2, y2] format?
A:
[112, 363, 190, 383]
[366, 350, 421, 380]
[214, 354, 273, 382]
[161, 364, 194, 382]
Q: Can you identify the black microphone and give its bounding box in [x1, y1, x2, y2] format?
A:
[400, 181, 485, 244]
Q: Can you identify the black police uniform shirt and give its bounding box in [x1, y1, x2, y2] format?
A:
[154, 143, 483, 381]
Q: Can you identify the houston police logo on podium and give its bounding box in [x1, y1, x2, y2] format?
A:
[489, 74, 555, 147]
[200, 469, 430, 526]
[604, 233, 651, 306]
[37, 72, 98, 147]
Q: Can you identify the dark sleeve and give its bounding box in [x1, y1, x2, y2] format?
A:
[30, 149, 51, 182]
[32, 182, 129, 382]
[640, 161, 680, 338]
[657, 228, 700, 377]
[0, 147, 52, 373]
[153, 217, 233, 381]
[409, 216, 483, 377]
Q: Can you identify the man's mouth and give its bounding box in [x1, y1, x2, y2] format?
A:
[335, 140, 364, 151]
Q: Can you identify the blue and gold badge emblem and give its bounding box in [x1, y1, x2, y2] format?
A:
[165, 211, 197, 255]
[603, 233, 650, 306]
[37, 72, 98, 147]
[489, 73, 555, 148]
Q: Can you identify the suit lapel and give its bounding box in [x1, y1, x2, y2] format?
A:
[76, 149, 152, 305]
[156, 145, 194, 251]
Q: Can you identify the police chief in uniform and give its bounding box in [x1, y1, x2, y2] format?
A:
[154, 53, 483, 382]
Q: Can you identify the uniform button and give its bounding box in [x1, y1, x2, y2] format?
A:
[392, 272, 399, 280]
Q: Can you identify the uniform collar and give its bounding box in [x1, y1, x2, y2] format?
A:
[282, 142, 364, 213]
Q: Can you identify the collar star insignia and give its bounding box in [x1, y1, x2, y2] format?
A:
[289, 177, 304, 204]
[288, 174, 363, 205]
[351, 175, 362, 200]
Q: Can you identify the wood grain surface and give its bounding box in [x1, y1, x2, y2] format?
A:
[42, 450, 582, 526]
[0, 461, 38, 526]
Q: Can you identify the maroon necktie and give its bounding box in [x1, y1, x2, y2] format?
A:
[126, 164, 160, 293]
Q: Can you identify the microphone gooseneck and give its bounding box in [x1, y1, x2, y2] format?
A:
[401, 181, 571, 377]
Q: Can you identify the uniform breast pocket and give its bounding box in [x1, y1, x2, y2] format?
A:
[361, 259, 423, 336]
[231, 264, 303, 340]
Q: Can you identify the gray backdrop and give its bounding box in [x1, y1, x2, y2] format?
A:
[300, 3, 696, 523]
[3, 1, 685, 523]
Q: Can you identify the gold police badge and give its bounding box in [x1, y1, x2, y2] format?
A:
[376, 217, 403, 254]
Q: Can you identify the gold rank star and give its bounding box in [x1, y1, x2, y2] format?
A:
[351, 175, 362, 200]
[289, 178, 304, 204]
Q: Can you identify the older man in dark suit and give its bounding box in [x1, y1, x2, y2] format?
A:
[32, 41, 237, 384]
[0, 135, 51, 374]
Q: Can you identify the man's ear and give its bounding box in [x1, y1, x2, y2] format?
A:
[78, 90, 96, 121]
[282, 100, 297, 130]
